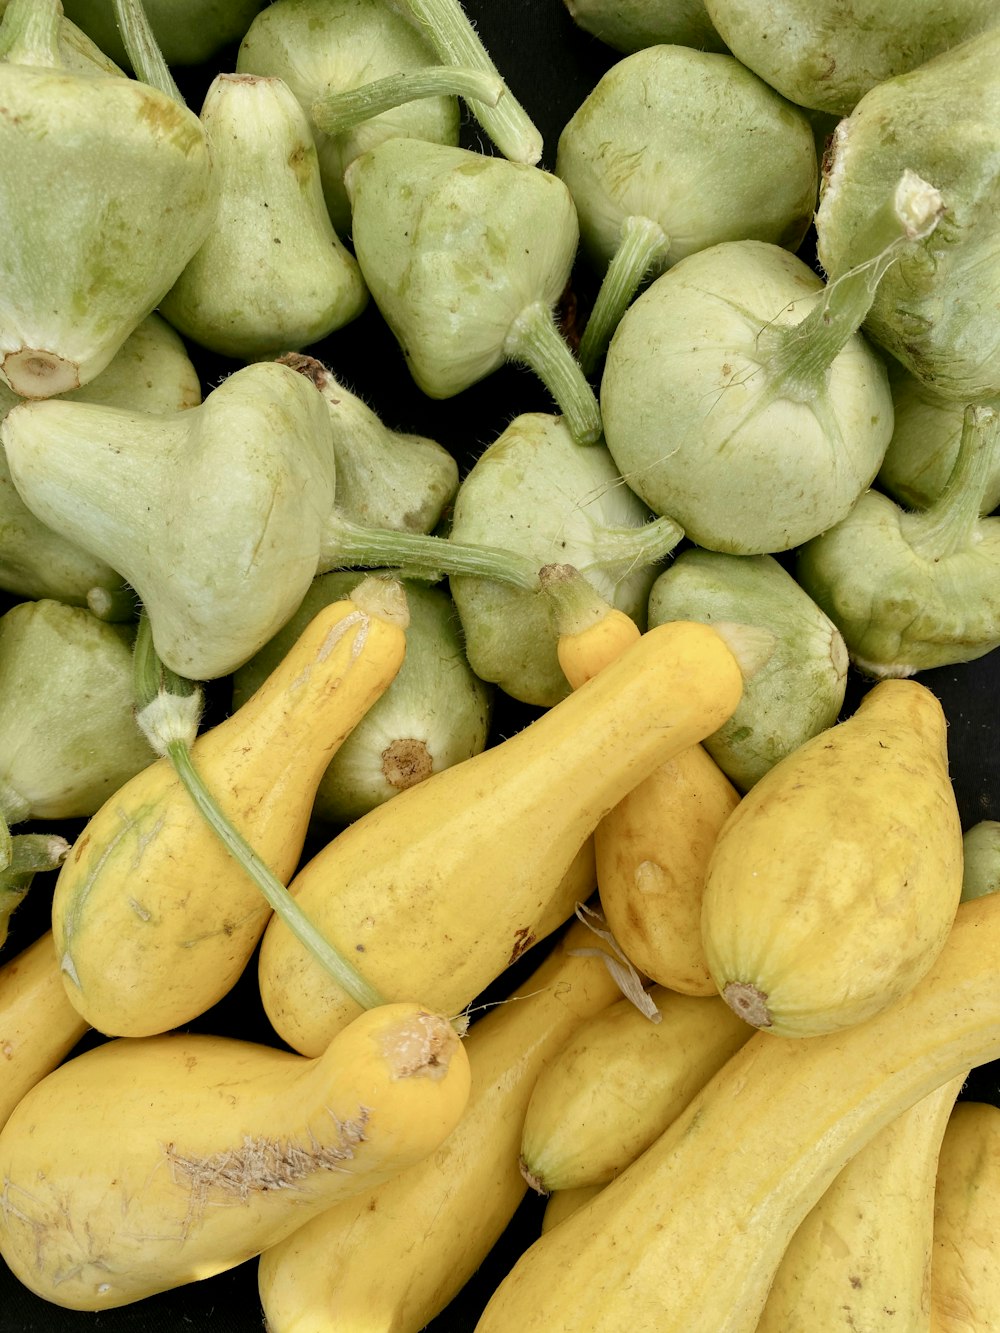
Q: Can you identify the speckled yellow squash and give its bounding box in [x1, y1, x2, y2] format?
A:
[931, 1100, 1000, 1331]
[0, 1001, 470, 1312]
[258, 620, 744, 1055]
[701, 678, 964, 1037]
[0, 930, 88, 1129]
[257, 918, 622, 1333]
[474, 894, 1000, 1333]
[50, 579, 408, 1037]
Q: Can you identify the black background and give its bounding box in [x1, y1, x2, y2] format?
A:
[2, 1, 998, 1329]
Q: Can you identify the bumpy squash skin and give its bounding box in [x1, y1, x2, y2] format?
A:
[258, 621, 743, 1055]
[0, 932, 88, 1130]
[701, 679, 964, 1036]
[519, 987, 751, 1192]
[474, 895, 1000, 1333]
[50, 597, 407, 1037]
[931, 1100, 1000, 1330]
[0, 1002, 470, 1312]
[756, 1073, 965, 1332]
[257, 920, 622, 1333]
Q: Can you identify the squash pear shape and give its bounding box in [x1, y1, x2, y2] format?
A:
[704, 0, 998, 116]
[701, 679, 964, 1038]
[344, 138, 602, 446]
[0, 1002, 470, 1311]
[159, 73, 367, 361]
[237, 0, 459, 236]
[448, 413, 682, 706]
[0, 600, 153, 823]
[1, 361, 335, 680]
[556, 44, 817, 371]
[815, 28, 1000, 401]
[648, 549, 848, 790]
[797, 404, 1000, 677]
[0, 0, 217, 398]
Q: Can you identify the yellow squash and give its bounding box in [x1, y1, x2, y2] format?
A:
[756, 1073, 966, 1331]
[701, 678, 964, 1036]
[519, 986, 751, 1193]
[257, 918, 622, 1333]
[0, 1001, 470, 1311]
[931, 1100, 1000, 1331]
[258, 619, 744, 1055]
[0, 930, 88, 1129]
[541, 1184, 603, 1234]
[473, 894, 1000, 1333]
[550, 573, 741, 993]
[50, 579, 408, 1037]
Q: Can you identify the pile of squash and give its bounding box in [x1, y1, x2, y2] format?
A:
[1, 1, 999, 1329]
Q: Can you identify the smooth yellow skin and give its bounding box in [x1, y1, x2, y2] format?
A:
[757, 1073, 966, 1332]
[0, 931, 88, 1130]
[557, 602, 740, 993]
[0, 1001, 470, 1312]
[50, 594, 407, 1037]
[520, 987, 750, 1193]
[702, 678, 964, 1036]
[474, 895, 1000, 1333]
[931, 1101, 1000, 1331]
[257, 919, 622, 1333]
[259, 620, 744, 1055]
[598, 745, 740, 993]
[540, 1184, 603, 1234]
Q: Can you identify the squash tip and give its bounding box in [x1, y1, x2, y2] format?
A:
[722, 980, 772, 1030]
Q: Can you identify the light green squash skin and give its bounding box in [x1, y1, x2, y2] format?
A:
[0, 46, 217, 396]
[61, 0, 266, 68]
[344, 139, 580, 400]
[564, 0, 726, 55]
[0, 600, 154, 821]
[159, 74, 367, 361]
[600, 240, 892, 554]
[815, 29, 1000, 401]
[648, 550, 848, 790]
[556, 45, 817, 275]
[237, 0, 458, 236]
[703, 0, 998, 115]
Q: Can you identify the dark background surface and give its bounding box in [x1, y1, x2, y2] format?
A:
[2, 1, 998, 1329]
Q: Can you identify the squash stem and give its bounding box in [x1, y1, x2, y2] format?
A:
[905, 405, 1000, 560]
[761, 170, 943, 400]
[318, 509, 541, 590]
[0, 783, 30, 831]
[0, 0, 62, 66]
[86, 583, 139, 623]
[312, 65, 503, 137]
[505, 300, 604, 446]
[578, 215, 669, 376]
[132, 613, 387, 1014]
[586, 514, 685, 573]
[111, 0, 183, 103]
[538, 563, 617, 638]
[397, 0, 542, 164]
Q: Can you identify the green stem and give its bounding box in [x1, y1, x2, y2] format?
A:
[762, 169, 943, 400]
[0, 811, 10, 876]
[0, 0, 61, 66]
[585, 514, 685, 573]
[312, 65, 504, 138]
[398, 0, 542, 164]
[318, 509, 541, 589]
[504, 300, 603, 446]
[538, 562, 616, 638]
[111, 0, 183, 103]
[905, 405, 1000, 560]
[87, 583, 138, 623]
[132, 611, 386, 1014]
[165, 740, 386, 1013]
[0, 782, 30, 830]
[578, 215, 669, 376]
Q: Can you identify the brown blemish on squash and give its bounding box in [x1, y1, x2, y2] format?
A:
[381, 1010, 458, 1080]
[508, 927, 535, 965]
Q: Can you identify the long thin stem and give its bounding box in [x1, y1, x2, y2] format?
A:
[0, 0, 61, 66]
[312, 66, 504, 137]
[585, 514, 684, 572]
[111, 0, 182, 103]
[132, 612, 386, 1013]
[397, 0, 542, 164]
[578, 215, 669, 376]
[505, 301, 604, 446]
[905, 405, 1000, 560]
[319, 509, 541, 589]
